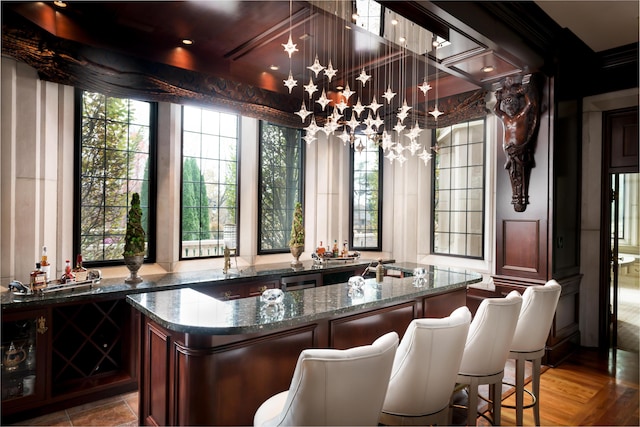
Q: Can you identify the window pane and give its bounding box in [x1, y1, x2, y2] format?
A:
[432, 119, 485, 259]
[351, 135, 381, 250]
[78, 91, 154, 264]
[258, 122, 303, 253]
[181, 106, 239, 259]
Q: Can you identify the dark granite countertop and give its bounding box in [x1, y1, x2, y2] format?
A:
[1, 258, 380, 310]
[126, 266, 482, 335]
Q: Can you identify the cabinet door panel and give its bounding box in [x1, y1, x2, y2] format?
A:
[1, 309, 49, 411]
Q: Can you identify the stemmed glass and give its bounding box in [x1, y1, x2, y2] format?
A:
[413, 267, 427, 287]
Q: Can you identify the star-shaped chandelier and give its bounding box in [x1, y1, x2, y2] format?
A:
[281, 1, 445, 167]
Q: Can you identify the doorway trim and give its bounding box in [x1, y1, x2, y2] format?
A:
[580, 88, 638, 349]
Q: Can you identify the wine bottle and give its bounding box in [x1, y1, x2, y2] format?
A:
[40, 245, 50, 282]
[30, 263, 47, 291]
[61, 259, 75, 284]
[73, 254, 88, 282]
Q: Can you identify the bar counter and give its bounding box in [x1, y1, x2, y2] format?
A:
[1, 258, 380, 309]
[127, 266, 481, 335]
[127, 266, 481, 426]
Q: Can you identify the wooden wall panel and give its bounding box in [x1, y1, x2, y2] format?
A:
[329, 302, 416, 349]
[497, 219, 547, 280]
[145, 322, 171, 427]
[174, 326, 316, 426]
[607, 107, 639, 173]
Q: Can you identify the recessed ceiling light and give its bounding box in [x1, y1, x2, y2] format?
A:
[53, 1, 67, 8]
[336, 85, 344, 90]
[482, 65, 495, 73]
[182, 39, 194, 46]
[391, 19, 398, 26]
[270, 65, 279, 71]
[399, 36, 406, 43]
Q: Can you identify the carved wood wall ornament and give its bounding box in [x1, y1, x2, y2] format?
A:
[493, 74, 542, 212]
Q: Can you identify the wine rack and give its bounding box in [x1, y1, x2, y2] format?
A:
[51, 299, 129, 394]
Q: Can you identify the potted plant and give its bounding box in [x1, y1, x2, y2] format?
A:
[289, 201, 304, 267]
[123, 192, 146, 284]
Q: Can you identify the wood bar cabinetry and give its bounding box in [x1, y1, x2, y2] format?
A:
[1, 298, 139, 424]
[130, 272, 475, 426]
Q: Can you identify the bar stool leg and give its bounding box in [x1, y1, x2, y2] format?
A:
[533, 358, 541, 426]
[468, 380, 479, 427]
[492, 382, 501, 426]
[515, 357, 525, 425]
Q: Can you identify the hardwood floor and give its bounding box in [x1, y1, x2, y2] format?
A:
[10, 347, 639, 426]
[481, 347, 639, 426]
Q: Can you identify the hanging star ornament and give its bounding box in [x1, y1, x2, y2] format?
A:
[341, 83, 355, 101]
[397, 110, 409, 123]
[356, 68, 371, 86]
[406, 122, 422, 140]
[303, 133, 317, 145]
[399, 99, 412, 114]
[316, 89, 331, 111]
[429, 106, 444, 119]
[408, 140, 422, 155]
[352, 98, 366, 118]
[282, 35, 298, 58]
[393, 120, 406, 134]
[381, 132, 394, 151]
[368, 96, 382, 114]
[337, 128, 352, 145]
[295, 103, 312, 122]
[418, 149, 433, 165]
[307, 55, 325, 78]
[385, 150, 398, 163]
[324, 60, 338, 82]
[372, 113, 385, 130]
[283, 71, 297, 93]
[304, 77, 318, 97]
[382, 85, 397, 103]
[335, 99, 349, 114]
[304, 116, 320, 135]
[346, 115, 360, 131]
[418, 80, 432, 95]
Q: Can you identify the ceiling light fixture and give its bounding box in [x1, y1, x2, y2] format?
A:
[53, 1, 67, 8]
[282, 2, 445, 167]
[181, 39, 194, 46]
[482, 65, 495, 73]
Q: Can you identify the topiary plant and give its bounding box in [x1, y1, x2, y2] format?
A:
[289, 201, 304, 248]
[123, 192, 146, 257]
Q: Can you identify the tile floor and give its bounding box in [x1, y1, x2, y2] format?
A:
[10, 392, 138, 426]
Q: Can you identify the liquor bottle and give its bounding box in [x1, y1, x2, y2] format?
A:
[316, 241, 325, 257]
[61, 259, 75, 284]
[73, 254, 88, 282]
[342, 240, 348, 257]
[40, 245, 50, 282]
[332, 240, 339, 257]
[376, 258, 384, 283]
[30, 263, 47, 291]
